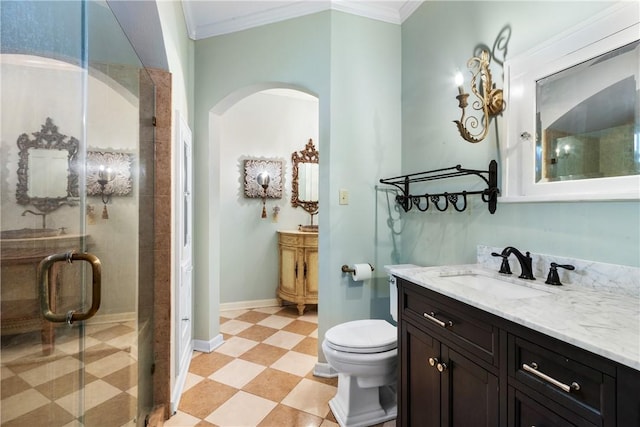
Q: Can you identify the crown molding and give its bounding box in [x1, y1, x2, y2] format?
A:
[398, 1, 423, 22]
[184, 1, 423, 40]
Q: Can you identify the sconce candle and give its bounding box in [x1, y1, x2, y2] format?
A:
[97, 164, 116, 219]
[257, 171, 270, 188]
[257, 171, 271, 218]
[98, 165, 114, 182]
[455, 72, 465, 95]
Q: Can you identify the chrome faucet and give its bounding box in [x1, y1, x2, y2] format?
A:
[491, 246, 536, 280]
[21, 209, 47, 229]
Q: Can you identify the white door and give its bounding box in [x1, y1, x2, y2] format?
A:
[173, 111, 193, 409]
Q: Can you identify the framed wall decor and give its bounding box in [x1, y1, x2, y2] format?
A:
[243, 159, 283, 199]
[86, 151, 133, 196]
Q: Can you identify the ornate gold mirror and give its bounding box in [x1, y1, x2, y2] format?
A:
[16, 117, 79, 212]
[291, 139, 319, 230]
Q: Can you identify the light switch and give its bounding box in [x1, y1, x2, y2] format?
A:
[339, 189, 349, 205]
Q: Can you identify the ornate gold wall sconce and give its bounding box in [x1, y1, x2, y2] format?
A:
[453, 50, 505, 143]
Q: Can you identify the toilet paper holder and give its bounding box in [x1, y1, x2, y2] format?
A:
[341, 263, 375, 274]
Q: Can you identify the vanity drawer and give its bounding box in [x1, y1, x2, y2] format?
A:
[399, 279, 498, 365]
[508, 334, 616, 425]
[509, 386, 597, 427]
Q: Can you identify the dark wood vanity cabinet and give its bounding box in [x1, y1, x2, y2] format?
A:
[396, 277, 640, 427]
[398, 280, 500, 427]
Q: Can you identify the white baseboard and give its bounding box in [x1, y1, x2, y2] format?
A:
[313, 362, 338, 378]
[193, 333, 224, 353]
[220, 298, 280, 312]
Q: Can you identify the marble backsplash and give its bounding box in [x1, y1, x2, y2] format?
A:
[477, 245, 640, 299]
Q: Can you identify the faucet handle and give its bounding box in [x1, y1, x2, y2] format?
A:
[545, 262, 575, 286]
[491, 252, 512, 275]
[552, 262, 575, 271]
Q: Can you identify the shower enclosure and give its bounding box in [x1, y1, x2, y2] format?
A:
[1, 1, 155, 425]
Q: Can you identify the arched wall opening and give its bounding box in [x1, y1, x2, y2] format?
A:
[209, 82, 320, 310]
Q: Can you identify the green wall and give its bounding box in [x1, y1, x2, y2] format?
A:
[193, 11, 401, 347]
[190, 1, 638, 353]
[399, 1, 639, 268]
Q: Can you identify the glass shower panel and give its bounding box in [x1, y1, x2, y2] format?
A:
[1, 1, 154, 425]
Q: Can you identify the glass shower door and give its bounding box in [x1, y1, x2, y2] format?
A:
[0, 1, 154, 425]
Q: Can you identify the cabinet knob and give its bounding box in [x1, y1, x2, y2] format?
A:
[428, 357, 438, 367]
[437, 362, 448, 372]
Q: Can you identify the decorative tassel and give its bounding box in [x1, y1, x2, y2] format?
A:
[102, 204, 109, 219]
[261, 200, 267, 218]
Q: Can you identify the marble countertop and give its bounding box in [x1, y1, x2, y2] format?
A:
[387, 264, 640, 371]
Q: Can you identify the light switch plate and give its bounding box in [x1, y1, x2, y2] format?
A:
[339, 189, 349, 205]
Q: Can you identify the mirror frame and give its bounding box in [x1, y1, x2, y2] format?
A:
[291, 138, 319, 215]
[16, 117, 79, 212]
[501, 3, 639, 202]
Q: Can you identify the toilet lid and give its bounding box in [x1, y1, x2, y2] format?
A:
[325, 319, 397, 353]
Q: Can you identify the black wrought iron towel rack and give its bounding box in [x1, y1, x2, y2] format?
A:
[379, 160, 499, 214]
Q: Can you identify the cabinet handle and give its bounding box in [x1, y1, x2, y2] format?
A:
[428, 357, 438, 367]
[423, 311, 453, 328]
[437, 362, 448, 372]
[295, 264, 298, 279]
[522, 362, 581, 393]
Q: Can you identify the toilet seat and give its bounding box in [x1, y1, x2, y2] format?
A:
[325, 319, 397, 354]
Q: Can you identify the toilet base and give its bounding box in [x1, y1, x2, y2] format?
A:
[328, 374, 397, 427]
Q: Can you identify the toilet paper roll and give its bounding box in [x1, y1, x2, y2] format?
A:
[352, 263, 372, 281]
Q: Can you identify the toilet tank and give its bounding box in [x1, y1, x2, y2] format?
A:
[386, 265, 420, 322]
[389, 275, 398, 321]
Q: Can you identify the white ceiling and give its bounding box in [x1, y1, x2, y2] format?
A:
[181, 0, 423, 40]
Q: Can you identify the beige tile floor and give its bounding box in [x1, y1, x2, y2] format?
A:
[1, 321, 138, 427]
[1, 306, 397, 426]
[166, 306, 397, 427]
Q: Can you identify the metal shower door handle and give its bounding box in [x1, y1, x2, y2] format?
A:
[38, 251, 102, 324]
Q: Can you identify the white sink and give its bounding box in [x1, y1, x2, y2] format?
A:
[438, 273, 551, 299]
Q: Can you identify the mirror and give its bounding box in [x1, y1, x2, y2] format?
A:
[502, 3, 639, 202]
[536, 40, 638, 183]
[298, 163, 319, 202]
[291, 139, 319, 224]
[16, 117, 79, 212]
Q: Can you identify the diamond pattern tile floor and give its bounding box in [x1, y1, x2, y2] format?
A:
[0, 321, 137, 427]
[0, 306, 398, 426]
[167, 306, 397, 427]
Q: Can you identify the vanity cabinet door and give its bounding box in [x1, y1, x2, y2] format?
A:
[399, 319, 499, 427]
[441, 344, 499, 427]
[303, 245, 318, 297]
[278, 242, 298, 295]
[400, 320, 441, 427]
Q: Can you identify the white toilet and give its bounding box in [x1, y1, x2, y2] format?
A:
[322, 278, 399, 427]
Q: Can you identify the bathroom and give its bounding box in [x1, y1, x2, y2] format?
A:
[1, 1, 638, 426]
